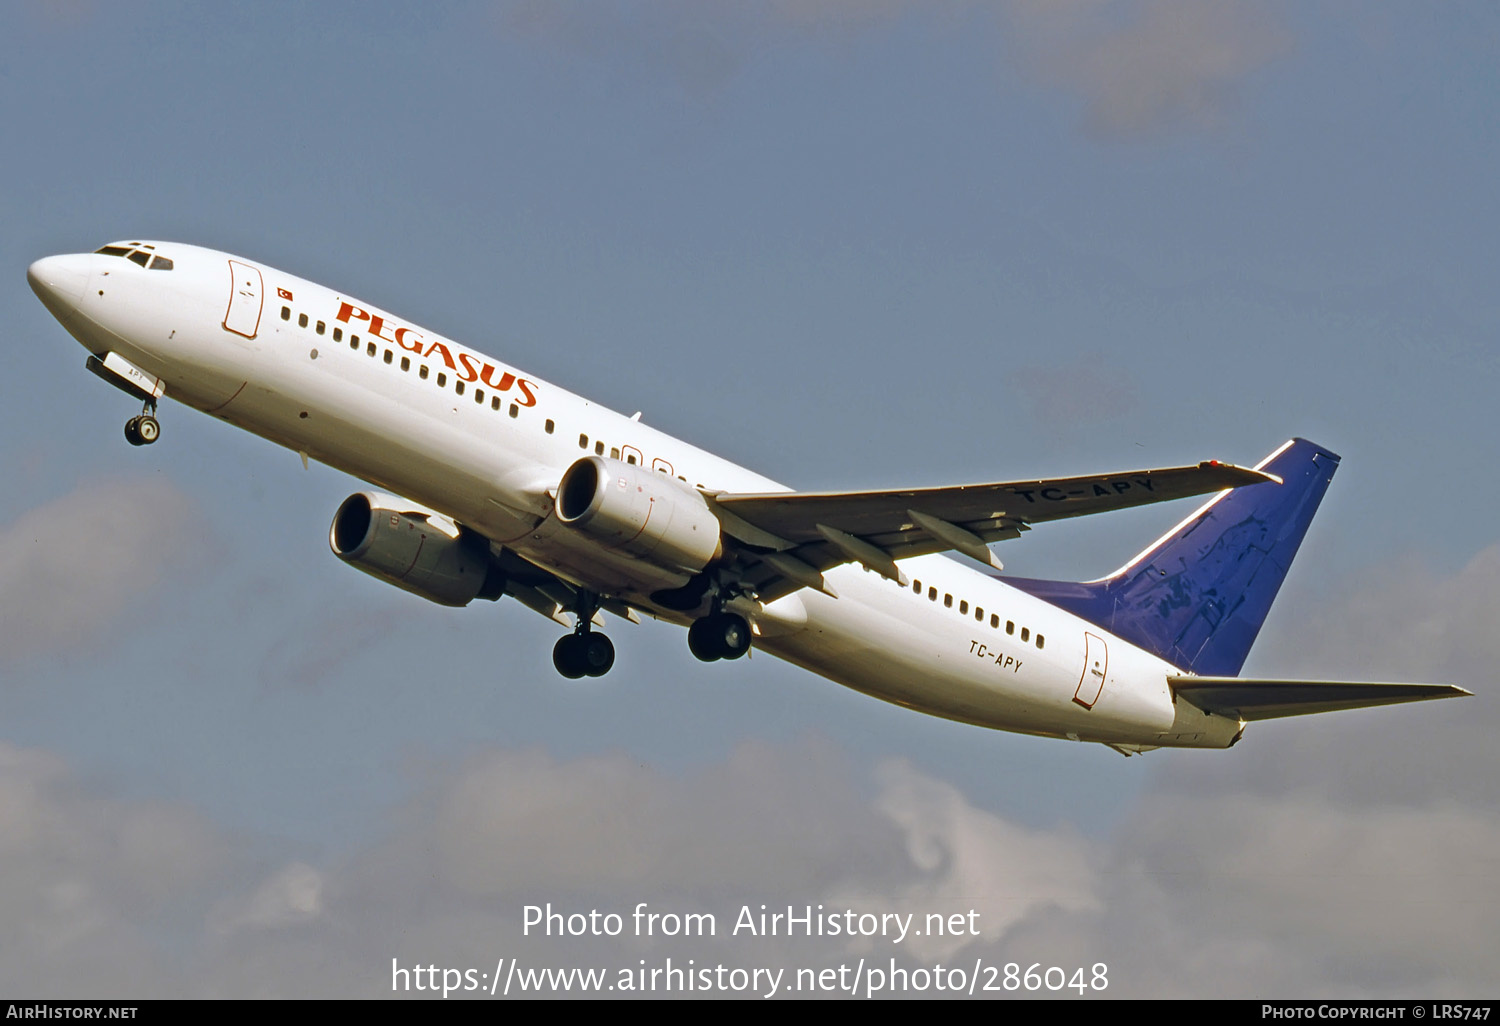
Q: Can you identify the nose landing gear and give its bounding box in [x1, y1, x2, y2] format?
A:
[124, 400, 160, 447]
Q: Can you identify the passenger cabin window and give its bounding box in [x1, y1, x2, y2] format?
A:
[579, 434, 589, 449]
[959, 600, 968, 614]
[384, 350, 393, 364]
[419, 365, 429, 380]
[366, 342, 376, 357]
[281, 306, 291, 321]
[990, 614, 999, 628]
[545, 419, 555, 434]
[944, 594, 953, 608]
[437, 373, 447, 387]
[400, 357, 410, 371]
[491, 396, 501, 410]
[1036, 635, 1045, 649]
[1021, 627, 1030, 642]
[595, 441, 604, 455]
[298, 313, 308, 328]
[1006, 621, 1015, 635]
[509, 404, 519, 419]
[333, 327, 343, 341]
[455, 380, 465, 395]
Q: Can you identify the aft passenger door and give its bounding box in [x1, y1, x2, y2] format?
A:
[1074, 632, 1108, 708]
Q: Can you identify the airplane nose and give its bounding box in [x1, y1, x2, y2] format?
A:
[27, 254, 92, 322]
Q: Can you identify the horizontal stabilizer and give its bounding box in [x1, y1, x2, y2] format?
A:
[1169, 676, 1471, 721]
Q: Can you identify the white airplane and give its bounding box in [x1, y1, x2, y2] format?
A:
[28, 241, 1468, 754]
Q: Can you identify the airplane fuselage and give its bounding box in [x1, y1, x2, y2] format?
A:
[29, 242, 1244, 751]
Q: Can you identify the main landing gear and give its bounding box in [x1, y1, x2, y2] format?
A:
[688, 611, 751, 662]
[124, 400, 160, 447]
[553, 591, 616, 679]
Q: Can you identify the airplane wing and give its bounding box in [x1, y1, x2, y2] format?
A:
[1168, 676, 1472, 721]
[709, 459, 1275, 602]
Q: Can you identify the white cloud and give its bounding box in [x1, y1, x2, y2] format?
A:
[846, 759, 1099, 960]
[2, 720, 1495, 996]
[1211, 543, 1500, 810]
[1004, 0, 1293, 140]
[211, 863, 326, 934]
[421, 739, 899, 898]
[4, 532, 1495, 996]
[497, 1, 1292, 140]
[1060, 541, 1500, 996]
[0, 742, 221, 996]
[0, 478, 205, 661]
[1095, 793, 1500, 996]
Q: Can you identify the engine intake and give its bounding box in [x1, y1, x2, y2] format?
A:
[556, 456, 723, 578]
[330, 492, 506, 607]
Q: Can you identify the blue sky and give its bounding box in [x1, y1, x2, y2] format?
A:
[2, 1, 1497, 997]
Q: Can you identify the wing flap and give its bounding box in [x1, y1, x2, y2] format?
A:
[1169, 676, 1471, 721]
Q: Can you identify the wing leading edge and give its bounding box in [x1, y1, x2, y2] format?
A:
[1169, 676, 1471, 721]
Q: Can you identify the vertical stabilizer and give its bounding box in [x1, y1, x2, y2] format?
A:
[1006, 439, 1339, 676]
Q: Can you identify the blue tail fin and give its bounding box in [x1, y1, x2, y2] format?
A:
[1006, 439, 1340, 676]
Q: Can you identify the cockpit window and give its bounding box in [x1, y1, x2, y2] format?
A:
[95, 243, 174, 270]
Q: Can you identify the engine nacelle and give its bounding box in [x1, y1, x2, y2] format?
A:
[555, 456, 723, 578]
[330, 492, 506, 607]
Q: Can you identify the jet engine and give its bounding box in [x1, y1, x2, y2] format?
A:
[330, 492, 506, 607]
[555, 456, 724, 579]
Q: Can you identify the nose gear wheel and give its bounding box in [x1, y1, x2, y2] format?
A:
[124, 398, 160, 446]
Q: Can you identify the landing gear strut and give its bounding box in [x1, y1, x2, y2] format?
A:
[124, 399, 160, 447]
[552, 591, 615, 678]
[688, 611, 751, 662]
